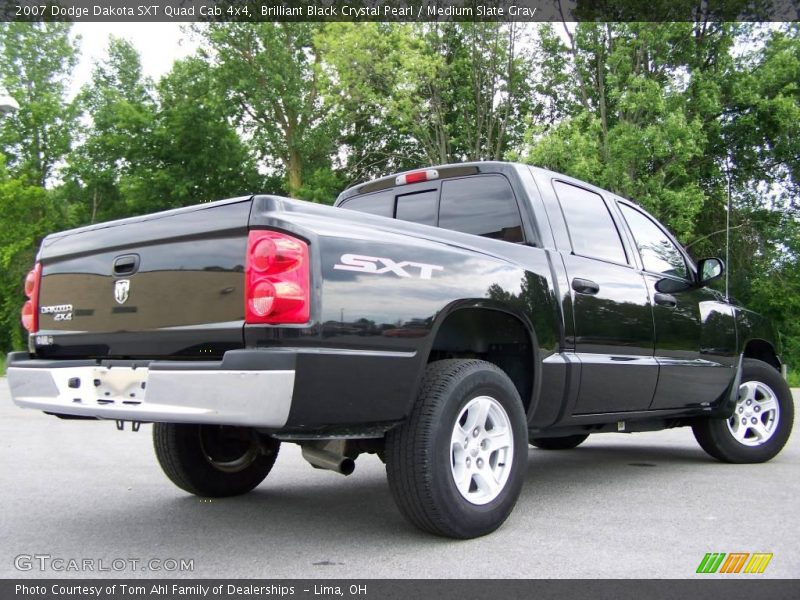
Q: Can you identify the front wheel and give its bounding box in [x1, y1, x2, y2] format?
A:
[385, 359, 528, 539]
[153, 423, 280, 497]
[692, 359, 794, 464]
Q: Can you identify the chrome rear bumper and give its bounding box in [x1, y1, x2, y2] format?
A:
[7, 364, 295, 428]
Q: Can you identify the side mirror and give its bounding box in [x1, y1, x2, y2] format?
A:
[697, 257, 725, 287]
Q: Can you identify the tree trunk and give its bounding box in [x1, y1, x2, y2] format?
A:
[287, 147, 303, 197]
[91, 187, 98, 224]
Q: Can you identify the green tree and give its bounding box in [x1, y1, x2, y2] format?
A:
[65, 36, 156, 223]
[202, 22, 334, 198]
[317, 22, 425, 185]
[524, 21, 800, 373]
[525, 22, 715, 239]
[320, 23, 536, 185]
[0, 22, 79, 187]
[127, 56, 264, 211]
[0, 156, 64, 351]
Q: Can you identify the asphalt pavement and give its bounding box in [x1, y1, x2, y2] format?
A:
[1, 379, 797, 579]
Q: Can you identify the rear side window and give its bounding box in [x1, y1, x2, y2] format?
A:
[340, 190, 394, 217]
[396, 190, 438, 226]
[553, 181, 627, 264]
[439, 176, 524, 242]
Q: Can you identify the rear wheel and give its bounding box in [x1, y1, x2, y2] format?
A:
[153, 423, 280, 497]
[385, 359, 528, 539]
[692, 359, 794, 464]
[529, 434, 589, 450]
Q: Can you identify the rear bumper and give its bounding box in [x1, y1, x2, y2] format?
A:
[6, 351, 295, 428]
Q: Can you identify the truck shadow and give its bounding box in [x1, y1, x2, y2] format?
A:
[155, 440, 713, 544]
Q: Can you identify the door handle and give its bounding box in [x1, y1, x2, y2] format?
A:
[113, 254, 140, 276]
[654, 293, 677, 308]
[571, 278, 600, 295]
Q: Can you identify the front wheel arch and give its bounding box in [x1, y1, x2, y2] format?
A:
[742, 338, 781, 372]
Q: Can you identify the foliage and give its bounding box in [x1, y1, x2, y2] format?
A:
[522, 22, 800, 371]
[319, 22, 536, 185]
[65, 36, 157, 223]
[0, 156, 65, 351]
[0, 21, 798, 377]
[126, 55, 264, 212]
[0, 23, 79, 187]
[201, 23, 334, 198]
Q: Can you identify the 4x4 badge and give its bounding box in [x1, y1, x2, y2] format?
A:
[114, 279, 130, 304]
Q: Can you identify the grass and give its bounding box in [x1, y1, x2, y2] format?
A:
[0, 355, 5, 377]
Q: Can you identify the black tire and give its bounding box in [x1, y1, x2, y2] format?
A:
[385, 359, 528, 539]
[529, 434, 589, 450]
[153, 423, 280, 497]
[692, 359, 794, 464]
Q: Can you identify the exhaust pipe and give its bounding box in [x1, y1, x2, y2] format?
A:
[301, 440, 355, 476]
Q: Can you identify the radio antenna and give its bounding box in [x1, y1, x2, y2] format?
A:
[725, 154, 732, 302]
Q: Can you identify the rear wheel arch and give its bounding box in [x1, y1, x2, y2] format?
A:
[424, 302, 539, 415]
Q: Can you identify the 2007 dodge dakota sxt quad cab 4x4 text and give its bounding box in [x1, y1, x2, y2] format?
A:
[7, 162, 794, 538]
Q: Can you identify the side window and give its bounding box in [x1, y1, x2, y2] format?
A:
[396, 190, 438, 226]
[619, 204, 689, 279]
[553, 181, 627, 264]
[439, 176, 524, 242]
[340, 190, 394, 217]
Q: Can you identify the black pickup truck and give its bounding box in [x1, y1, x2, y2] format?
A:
[7, 162, 794, 538]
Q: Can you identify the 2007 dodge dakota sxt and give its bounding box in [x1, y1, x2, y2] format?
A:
[7, 162, 794, 538]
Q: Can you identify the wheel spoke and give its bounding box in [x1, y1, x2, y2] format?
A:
[452, 463, 473, 496]
[451, 423, 469, 449]
[729, 418, 748, 443]
[474, 398, 492, 431]
[487, 428, 512, 450]
[751, 419, 770, 441]
[738, 381, 758, 405]
[460, 403, 480, 433]
[757, 397, 778, 414]
[472, 469, 500, 499]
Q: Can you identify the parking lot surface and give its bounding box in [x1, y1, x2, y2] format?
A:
[1, 379, 797, 579]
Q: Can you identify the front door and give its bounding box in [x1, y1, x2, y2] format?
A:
[617, 203, 737, 409]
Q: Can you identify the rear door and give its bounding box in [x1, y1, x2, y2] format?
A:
[549, 180, 658, 414]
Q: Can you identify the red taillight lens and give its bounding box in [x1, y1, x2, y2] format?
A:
[21, 301, 35, 332]
[245, 231, 310, 324]
[21, 262, 42, 333]
[251, 237, 277, 272]
[24, 269, 37, 297]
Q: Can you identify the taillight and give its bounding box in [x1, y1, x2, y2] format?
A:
[21, 262, 42, 333]
[245, 231, 310, 324]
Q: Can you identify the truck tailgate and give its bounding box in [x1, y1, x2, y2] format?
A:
[33, 197, 252, 359]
